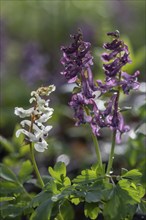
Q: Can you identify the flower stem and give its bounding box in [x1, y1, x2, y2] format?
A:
[29, 143, 44, 188]
[91, 131, 102, 168]
[84, 106, 102, 168]
[106, 130, 116, 175]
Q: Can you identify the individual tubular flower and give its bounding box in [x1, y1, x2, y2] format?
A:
[121, 71, 140, 94]
[105, 94, 130, 142]
[14, 85, 55, 152]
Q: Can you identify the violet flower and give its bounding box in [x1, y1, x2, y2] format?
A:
[121, 71, 140, 94]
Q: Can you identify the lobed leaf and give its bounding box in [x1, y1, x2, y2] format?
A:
[84, 202, 100, 220]
[122, 169, 142, 181]
[18, 160, 33, 183]
[55, 200, 74, 220]
[30, 199, 53, 220]
[48, 162, 66, 182]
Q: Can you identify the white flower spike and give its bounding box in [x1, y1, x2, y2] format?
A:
[14, 85, 55, 152]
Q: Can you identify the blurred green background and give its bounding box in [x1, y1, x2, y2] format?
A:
[0, 0, 146, 177]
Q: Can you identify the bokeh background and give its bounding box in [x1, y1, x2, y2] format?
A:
[0, 0, 146, 180]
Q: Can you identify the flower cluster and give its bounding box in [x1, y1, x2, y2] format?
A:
[61, 29, 96, 98]
[14, 85, 55, 152]
[98, 30, 140, 95]
[60, 30, 140, 143]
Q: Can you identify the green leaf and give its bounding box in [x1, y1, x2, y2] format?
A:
[138, 200, 146, 214]
[73, 164, 105, 184]
[70, 197, 80, 205]
[48, 162, 66, 182]
[45, 179, 59, 194]
[119, 179, 145, 203]
[72, 169, 97, 183]
[0, 135, 14, 153]
[30, 199, 53, 220]
[56, 200, 74, 220]
[84, 202, 100, 219]
[137, 185, 145, 199]
[51, 187, 73, 202]
[0, 196, 15, 202]
[0, 163, 18, 183]
[122, 169, 142, 181]
[103, 183, 138, 220]
[0, 181, 22, 195]
[63, 177, 71, 186]
[31, 191, 52, 208]
[54, 162, 66, 177]
[72, 87, 81, 94]
[18, 160, 33, 182]
[0, 203, 30, 218]
[85, 191, 101, 203]
[103, 187, 120, 219]
[121, 168, 128, 176]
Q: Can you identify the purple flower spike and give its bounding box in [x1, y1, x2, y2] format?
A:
[102, 31, 132, 78]
[60, 30, 93, 84]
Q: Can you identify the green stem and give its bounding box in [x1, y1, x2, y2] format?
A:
[84, 106, 102, 168]
[91, 131, 102, 168]
[29, 143, 44, 188]
[106, 130, 116, 175]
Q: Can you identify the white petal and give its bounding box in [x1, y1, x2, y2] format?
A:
[20, 120, 32, 127]
[16, 129, 24, 137]
[20, 120, 42, 135]
[34, 140, 48, 152]
[16, 129, 37, 142]
[44, 125, 52, 132]
[31, 91, 37, 97]
[37, 106, 53, 114]
[94, 99, 106, 111]
[93, 91, 101, 99]
[33, 123, 42, 133]
[29, 97, 36, 103]
[36, 112, 53, 123]
[14, 107, 34, 118]
[42, 126, 52, 138]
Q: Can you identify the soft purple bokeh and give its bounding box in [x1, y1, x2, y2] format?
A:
[21, 42, 49, 86]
